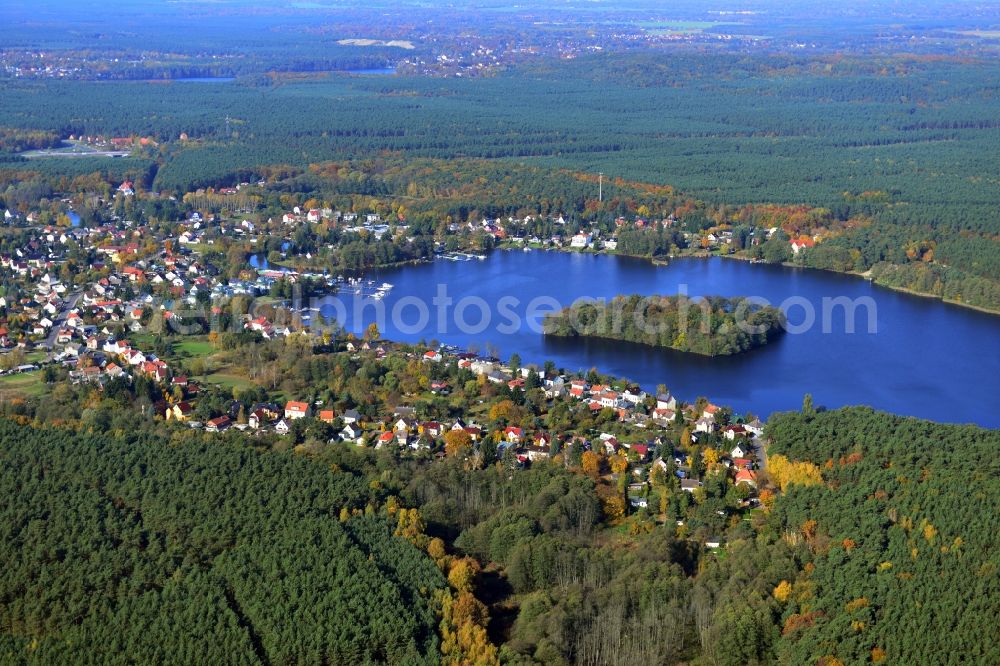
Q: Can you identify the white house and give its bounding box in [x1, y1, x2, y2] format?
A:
[284, 401, 311, 420]
[340, 423, 363, 444]
[622, 388, 646, 405]
[695, 417, 716, 433]
[656, 393, 677, 411]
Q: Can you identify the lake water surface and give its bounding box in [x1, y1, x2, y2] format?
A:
[317, 252, 999, 427]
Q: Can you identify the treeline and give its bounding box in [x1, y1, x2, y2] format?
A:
[0, 420, 445, 664]
[544, 295, 786, 357]
[0, 127, 61, 153]
[788, 223, 1000, 310]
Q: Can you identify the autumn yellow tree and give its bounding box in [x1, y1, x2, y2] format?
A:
[581, 450, 601, 477]
[444, 429, 473, 457]
[598, 485, 626, 522]
[610, 454, 628, 474]
[427, 537, 448, 569]
[447, 557, 481, 593]
[488, 399, 516, 423]
[438, 589, 499, 666]
[394, 508, 427, 547]
[768, 454, 823, 491]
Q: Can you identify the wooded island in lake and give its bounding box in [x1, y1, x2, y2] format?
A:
[544, 295, 787, 356]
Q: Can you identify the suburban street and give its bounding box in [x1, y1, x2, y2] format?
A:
[44, 290, 83, 353]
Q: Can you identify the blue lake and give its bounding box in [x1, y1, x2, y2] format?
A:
[318, 252, 1000, 427]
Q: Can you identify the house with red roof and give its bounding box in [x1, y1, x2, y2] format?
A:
[735, 469, 758, 488]
[206, 415, 231, 432]
[167, 401, 194, 421]
[790, 237, 816, 254]
[723, 424, 747, 441]
[631, 443, 651, 461]
[422, 421, 444, 438]
[284, 401, 311, 420]
[504, 426, 523, 444]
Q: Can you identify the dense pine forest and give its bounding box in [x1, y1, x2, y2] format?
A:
[1, 404, 997, 665]
[1, 53, 998, 310]
[0, 420, 445, 664]
[763, 407, 1000, 665]
[543, 295, 787, 356]
[1, 55, 998, 219]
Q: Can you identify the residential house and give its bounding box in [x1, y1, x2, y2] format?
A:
[694, 417, 716, 434]
[680, 479, 703, 493]
[206, 415, 231, 432]
[166, 402, 194, 421]
[525, 445, 550, 462]
[284, 401, 311, 420]
[622, 388, 646, 405]
[656, 393, 677, 411]
[631, 443, 651, 461]
[745, 418, 765, 437]
[422, 421, 444, 438]
[248, 409, 269, 430]
[734, 469, 757, 488]
[340, 423, 363, 444]
[723, 425, 747, 441]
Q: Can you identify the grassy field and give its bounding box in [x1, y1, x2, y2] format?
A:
[203, 368, 255, 391]
[0, 371, 45, 399]
[175, 338, 216, 357]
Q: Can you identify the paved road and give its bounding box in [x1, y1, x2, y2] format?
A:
[44, 290, 83, 353]
[753, 436, 768, 473]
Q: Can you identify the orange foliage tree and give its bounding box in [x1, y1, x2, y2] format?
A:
[444, 429, 473, 457]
